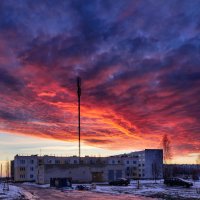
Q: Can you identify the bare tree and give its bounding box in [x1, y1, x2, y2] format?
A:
[162, 134, 172, 164]
[196, 154, 200, 164]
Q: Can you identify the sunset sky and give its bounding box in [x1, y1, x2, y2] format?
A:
[0, 0, 200, 164]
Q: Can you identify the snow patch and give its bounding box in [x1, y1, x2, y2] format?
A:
[93, 180, 200, 199]
[0, 183, 35, 200]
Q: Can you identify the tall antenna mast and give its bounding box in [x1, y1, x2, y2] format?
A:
[77, 77, 81, 160]
[0, 163, 2, 178]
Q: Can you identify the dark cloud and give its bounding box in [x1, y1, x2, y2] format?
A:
[0, 110, 18, 121]
[0, 68, 24, 91]
[85, 139, 111, 144]
[0, 0, 200, 161]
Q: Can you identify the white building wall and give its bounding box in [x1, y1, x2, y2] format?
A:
[14, 155, 38, 182]
[13, 149, 163, 182]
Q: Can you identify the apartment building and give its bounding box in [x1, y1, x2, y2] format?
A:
[126, 149, 163, 179]
[12, 149, 163, 183]
[13, 155, 38, 182]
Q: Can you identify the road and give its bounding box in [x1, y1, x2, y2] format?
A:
[21, 185, 157, 200]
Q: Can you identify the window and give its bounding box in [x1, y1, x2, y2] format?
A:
[90, 160, 94, 164]
[133, 161, 136, 164]
[55, 160, 60, 164]
[74, 160, 77, 164]
[65, 160, 68, 164]
[20, 167, 25, 171]
[118, 160, 120, 164]
[142, 163, 144, 166]
[20, 174, 25, 178]
[138, 164, 141, 167]
[30, 174, 34, 178]
[112, 160, 115, 164]
[126, 160, 129, 164]
[20, 160, 25, 164]
[30, 167, 34, 171]
[38, 159, 42, 164]
[30, 160, 34, 164]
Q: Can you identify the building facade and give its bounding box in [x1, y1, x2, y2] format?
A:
[13, 149, 163, 183]
[13, 155, 38, 182]
[37, 163, 125, 184]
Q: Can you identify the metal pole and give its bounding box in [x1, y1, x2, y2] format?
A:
[0, 163, 2, 181]
[77, 77, 81, 160]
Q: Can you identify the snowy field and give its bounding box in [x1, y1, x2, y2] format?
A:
[1, 180, 200, 200]
[21, 180, 200, 200]
[0, 182, 34, 200]
[93, 180, 200, 200]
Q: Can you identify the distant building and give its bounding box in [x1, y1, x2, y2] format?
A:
[12, 149, 163, 183]
[163, 164, 200, 179]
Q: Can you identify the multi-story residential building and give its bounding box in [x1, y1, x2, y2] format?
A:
[14, 155, 38, 182]
[127, 149, 163, 179]
[12, 149, 163, 183]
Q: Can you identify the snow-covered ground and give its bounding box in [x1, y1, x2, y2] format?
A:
[93, 180, 200, 200]
[0, 182, 35, 200]
[22, 182, 50, 188]
[2, 180, 200, 200]
[21, 180, 200, 199]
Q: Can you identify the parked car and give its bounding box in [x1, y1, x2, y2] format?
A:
[164, 178, 193, 188]
[75, 185, 90, 191]
[109, 178, 130, 186]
